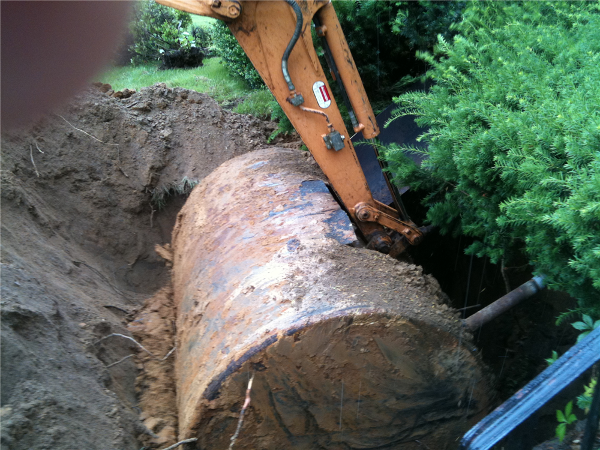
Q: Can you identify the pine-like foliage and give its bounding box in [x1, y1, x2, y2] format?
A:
[384, 1, 600, 305]
[392, 1, 465, 52]
[334, 0, 465, 107]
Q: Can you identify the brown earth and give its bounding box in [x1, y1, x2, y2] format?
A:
[0, 84, 288, 450]
[127, 284, 178, 449]
[1, 84, 489, 450]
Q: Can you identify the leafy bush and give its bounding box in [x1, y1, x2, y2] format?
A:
[383, 2, 600, 306]
[556, 401, 577, 442]
[209, 22, 263, 89]
[267, 99, 295, 141]
[130, 0, 205, 68]
[571, 314, 600, 343]
[209, 22, 294, 135]
[331, 0, 405, 106]
[190, 25, 212, 55]
[577, 377, 597, 414]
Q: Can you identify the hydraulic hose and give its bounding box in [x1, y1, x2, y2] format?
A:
[282, 0, 303, 92]
[313, 15, 359, 130]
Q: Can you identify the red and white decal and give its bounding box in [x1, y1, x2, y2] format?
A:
[312, 81, 331, 109]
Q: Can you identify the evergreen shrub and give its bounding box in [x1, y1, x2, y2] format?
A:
[392, 1, 465, 53]
[384, 1, 600, 306]
[334, 0, 464, 107]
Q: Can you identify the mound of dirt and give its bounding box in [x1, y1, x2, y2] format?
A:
[0, 84, 283, 450]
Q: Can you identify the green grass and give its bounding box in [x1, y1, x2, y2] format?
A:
[97, 12, 279, 121]
[98, 48, 277, 121]
[97, 58, 248, 103]
[191, 15, 217, 28]
[233, 89, 274, 119]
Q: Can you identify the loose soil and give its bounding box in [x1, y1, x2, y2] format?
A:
[1, 84, 289, 449]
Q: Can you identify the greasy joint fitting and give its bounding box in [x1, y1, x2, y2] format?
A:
[353, 123, 366, 133]
[210, 0, 241, 19]
[355, 202, 375, 222]
[365, 230, 392, 253]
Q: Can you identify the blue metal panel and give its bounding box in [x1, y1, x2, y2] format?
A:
[460, 326, 600, 450]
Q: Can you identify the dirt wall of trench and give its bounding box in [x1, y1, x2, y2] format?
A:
[0, 84, 281, 449]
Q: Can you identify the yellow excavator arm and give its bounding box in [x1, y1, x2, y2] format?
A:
[156, 0, 423, 254]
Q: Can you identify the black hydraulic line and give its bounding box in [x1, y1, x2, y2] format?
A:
[312, 16, 359, 130]
[311, 18, 410, 220]
[460, 326, 600, 450]
[581, 366, 600, 450]
[314, 14, 409, 221]
[367, 138, 411, 222]
[282, 0, 303, 92]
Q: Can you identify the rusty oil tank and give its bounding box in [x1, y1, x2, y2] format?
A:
[170, 148, 490, 449]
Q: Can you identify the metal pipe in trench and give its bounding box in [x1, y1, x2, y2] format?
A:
[464, 275, 547, 330]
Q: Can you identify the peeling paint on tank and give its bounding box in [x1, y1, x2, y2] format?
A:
[249, 161, 268, 169]
[299, 179, 330, 195]
[287, 238, 301, 252]
[324, 209, 356, 244]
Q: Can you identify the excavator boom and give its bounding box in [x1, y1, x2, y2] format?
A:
[156, 0, 423, 253]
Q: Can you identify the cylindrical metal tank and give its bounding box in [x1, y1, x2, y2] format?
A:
[171, 148, 490, 449]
